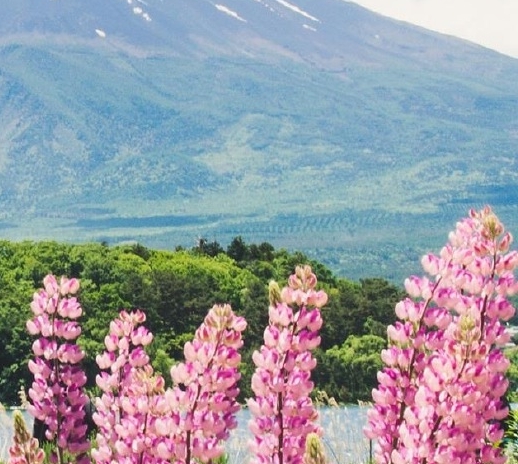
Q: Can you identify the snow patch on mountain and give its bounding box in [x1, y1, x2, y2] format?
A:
[215, 4, 247, 22]
[253, 0, 275, 13]
[126, 0, 152, 21]
[274, 0, 320, 22]
[303, 24, 317, 32]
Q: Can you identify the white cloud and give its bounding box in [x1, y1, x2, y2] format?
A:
[348, 0, 518, 58]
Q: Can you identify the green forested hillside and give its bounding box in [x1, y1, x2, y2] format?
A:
[0, 238, 404, 405]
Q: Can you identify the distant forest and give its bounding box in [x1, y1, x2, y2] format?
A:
[1, 237, 517, 406]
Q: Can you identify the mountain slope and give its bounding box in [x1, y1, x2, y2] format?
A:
[0, 0, 517, 282]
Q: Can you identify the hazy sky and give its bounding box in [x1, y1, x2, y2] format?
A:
[349, 0, 518, 59]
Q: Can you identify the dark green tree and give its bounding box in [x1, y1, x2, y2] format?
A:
[227, 236, 249, 263]
[316, 334, 386, 403]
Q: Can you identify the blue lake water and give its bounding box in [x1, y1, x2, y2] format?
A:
[228, 405, 371, 464]
[0, 406, 371, 464]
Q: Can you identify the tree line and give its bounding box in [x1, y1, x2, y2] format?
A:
[0, 237, 426, 404]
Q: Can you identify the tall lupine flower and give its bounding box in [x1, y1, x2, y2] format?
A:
[365, 206, 518, 464]
[8, 410, 45, 464]
[91, 309, 162, 464]
[248, 265, 327, 464]
[150, 303, 246, 463]
[26, 275, 90, 464]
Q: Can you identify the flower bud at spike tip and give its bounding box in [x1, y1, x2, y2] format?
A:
[269, 280, 283, 307]
[304, 432, 327, 464]
[9, 410, 45, 464]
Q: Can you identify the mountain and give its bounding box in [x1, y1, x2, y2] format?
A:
[1, 0, 518, 282]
